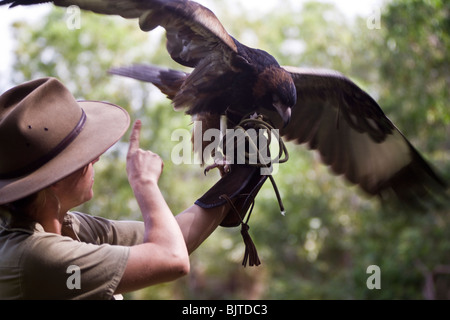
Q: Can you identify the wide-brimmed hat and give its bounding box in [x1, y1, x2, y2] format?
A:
[0, 77, 130, 205]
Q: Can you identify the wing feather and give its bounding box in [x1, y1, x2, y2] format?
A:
[282, 66, 448, 206]
[1, 0, 238, 67]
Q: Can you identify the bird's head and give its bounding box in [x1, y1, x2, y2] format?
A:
[253, 64, 297, 128]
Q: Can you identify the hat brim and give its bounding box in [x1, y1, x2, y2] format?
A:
[0, 100, 130, 205]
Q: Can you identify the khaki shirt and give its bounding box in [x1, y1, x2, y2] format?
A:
[0, 211, 144, 300]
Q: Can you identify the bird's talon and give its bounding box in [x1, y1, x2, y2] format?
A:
[204, 158, 232, 176]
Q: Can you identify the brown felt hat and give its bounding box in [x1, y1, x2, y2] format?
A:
[0, 77, 130, 205]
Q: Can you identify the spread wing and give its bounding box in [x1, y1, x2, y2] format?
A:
[1, 0, 241, 112]
[280, 66, 448, 207]
[136, 0, 238, 67]
[0, 0, 238, 67]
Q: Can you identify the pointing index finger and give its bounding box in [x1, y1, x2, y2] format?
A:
[128, 119, 142, 154]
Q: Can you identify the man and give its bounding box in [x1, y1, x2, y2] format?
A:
[0, 78, 266, 299]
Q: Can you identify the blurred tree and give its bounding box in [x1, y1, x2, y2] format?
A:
[5, 0, 449, 299]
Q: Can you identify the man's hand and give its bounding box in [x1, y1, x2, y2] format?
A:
[126, 119, 163, 187]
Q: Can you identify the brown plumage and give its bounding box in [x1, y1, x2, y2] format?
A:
[2, 0, 448, 209]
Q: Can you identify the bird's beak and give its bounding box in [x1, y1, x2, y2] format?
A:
[274, 103, 291, 128]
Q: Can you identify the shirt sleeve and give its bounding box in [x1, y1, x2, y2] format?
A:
[21, 232, 130, 300]
[17, 212, 146, 299]
[67, 211, 145, 246]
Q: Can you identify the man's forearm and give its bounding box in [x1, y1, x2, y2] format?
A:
[176, 204, 228, 254]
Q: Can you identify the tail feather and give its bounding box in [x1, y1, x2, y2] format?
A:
[109, 64, 188, 100]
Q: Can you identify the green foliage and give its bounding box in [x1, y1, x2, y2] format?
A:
[5, 0, 449, 299]
[375, 0, 450, 149]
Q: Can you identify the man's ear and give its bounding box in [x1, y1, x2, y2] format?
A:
[50, 180, 64, 193]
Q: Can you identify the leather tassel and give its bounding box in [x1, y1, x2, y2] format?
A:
[240, 223, 261, 267]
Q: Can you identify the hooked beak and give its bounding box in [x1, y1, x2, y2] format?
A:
[273, 103, 291, 128]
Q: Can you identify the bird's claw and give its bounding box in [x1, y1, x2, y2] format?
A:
[204, 158, 232, 176]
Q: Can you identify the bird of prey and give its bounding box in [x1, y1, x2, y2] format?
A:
[1, 0, 448, 210]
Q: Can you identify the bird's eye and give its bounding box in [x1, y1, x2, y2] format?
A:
[272, 94, 280, 104]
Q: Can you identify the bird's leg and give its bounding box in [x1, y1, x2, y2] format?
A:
[203, 157, 232, 176]
[204, 114, 231, 176]
[203, 113, 262, 176]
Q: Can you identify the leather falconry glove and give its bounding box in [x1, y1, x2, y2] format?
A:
[195, 114, 288, 267]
